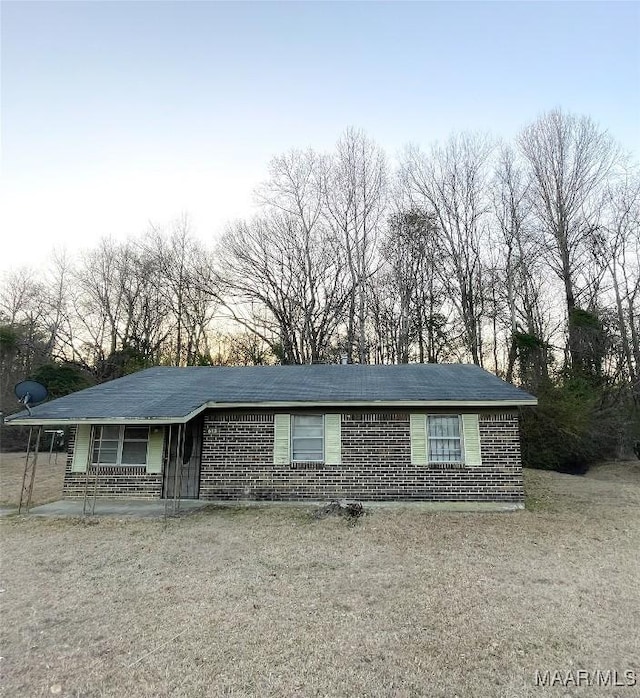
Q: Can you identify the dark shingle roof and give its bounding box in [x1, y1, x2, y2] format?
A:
[5, 364, 537, 424]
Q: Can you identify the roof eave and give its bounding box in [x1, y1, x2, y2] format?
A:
[203, 399, 538, 409]
[3, 416, 192, 426]
[3, 398, 537, 425]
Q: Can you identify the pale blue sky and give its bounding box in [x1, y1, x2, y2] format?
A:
[2, 1, 639, 271]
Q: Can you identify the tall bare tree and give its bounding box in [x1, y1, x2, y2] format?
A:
[326, 128, 388, 362]
[0, 269, 50, 412]
[372, 207, 449, 363]
[401, 133, 494, 364]
[72, 237, 172, 374]
[148, 215, 217, 365]
[216, 149, 351, 363]
[217, 212, 349, 364]
[517, 109, 621, 373]
[600, 174, 640, 387]
[491, 145, 550, 384]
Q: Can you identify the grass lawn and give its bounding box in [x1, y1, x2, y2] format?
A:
[0, 451, 67, 508]
[0, 459, 639, 697]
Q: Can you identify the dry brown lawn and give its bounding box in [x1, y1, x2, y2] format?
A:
[0, 451, 66, 508]
[1, 460, 639, 697]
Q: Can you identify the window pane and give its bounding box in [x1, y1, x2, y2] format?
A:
[429, 439, 462, 462]
[93, 446, 118, 464]
[121, 441, 148, 465]
[428, 416, 462, 462]
[292, 437, 323, 451]
[93, 439, 119, 464]
[124, 426, 149, 440]
[293, 449, 323, 461]
[97, 439, 119, 450]
[292, 425, 323, 438]
[292, 415, 323, 429]
[293, 451, 323, 461]
[291, 415, 324, 461]
[428, 416, 460, 438]
[100, 425, 120, 440]
[91, 425, 149, 466]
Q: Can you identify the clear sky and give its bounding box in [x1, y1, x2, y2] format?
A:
[1, 0, 639, 272]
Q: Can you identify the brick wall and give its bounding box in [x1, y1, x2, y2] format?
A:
[61, 411, 524, 502]
[63, 427, 163, 499]
[199, 410, 524, 502]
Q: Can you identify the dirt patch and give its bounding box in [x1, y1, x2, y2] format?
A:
[312, 499, 365, 522]
[1, 463, 639, 697]
[0, 451, 66, 507]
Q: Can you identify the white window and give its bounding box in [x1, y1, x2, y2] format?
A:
[92, 425, 149, 466]
[427, 415, 462, 463]
[291, 414, 324, 462]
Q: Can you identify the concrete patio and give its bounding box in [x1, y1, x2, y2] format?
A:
[0, 499, 210, 518]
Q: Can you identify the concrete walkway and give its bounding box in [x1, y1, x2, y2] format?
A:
[2, 499, 209, 518]
[0, 498, 524, 518]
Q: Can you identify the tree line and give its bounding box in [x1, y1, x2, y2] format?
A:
[1, 109, 639, 468]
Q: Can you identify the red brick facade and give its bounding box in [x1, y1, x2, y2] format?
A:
[63, 410, 524, 502]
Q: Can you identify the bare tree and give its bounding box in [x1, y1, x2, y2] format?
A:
[214, 150, 355, 364]
[373, 207, 449, 363]
[207, 330, 273, 366]
[517, 109, 621, 373]
[0, 268, 45, 326]
[0, 267, 61, 415]
[491, 145, 551, 383]
[148, 215, 218, 365]
[72, 237, 172, 374]
[600, 174, 640, 386]
[72, 237, 126, 364]
[40, 250, 80, 363]
[0, 268, 50, 377]
[216, 209, 350, 364]
[326, 128, 388, 362]
[401, 133, 494, 364]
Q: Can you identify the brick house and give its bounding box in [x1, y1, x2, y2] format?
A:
[6, 364, 536, 506]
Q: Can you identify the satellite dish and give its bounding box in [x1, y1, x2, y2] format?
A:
[14, 380, 48, 414]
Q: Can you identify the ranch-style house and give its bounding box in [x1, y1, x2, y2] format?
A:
[5, 364, 537, 505]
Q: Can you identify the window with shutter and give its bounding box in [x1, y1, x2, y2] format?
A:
[90, 426, 150, 467]
[291, 414, 324, 461]
[427, 415, 463, 463]
[416, 414, 483, 465]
